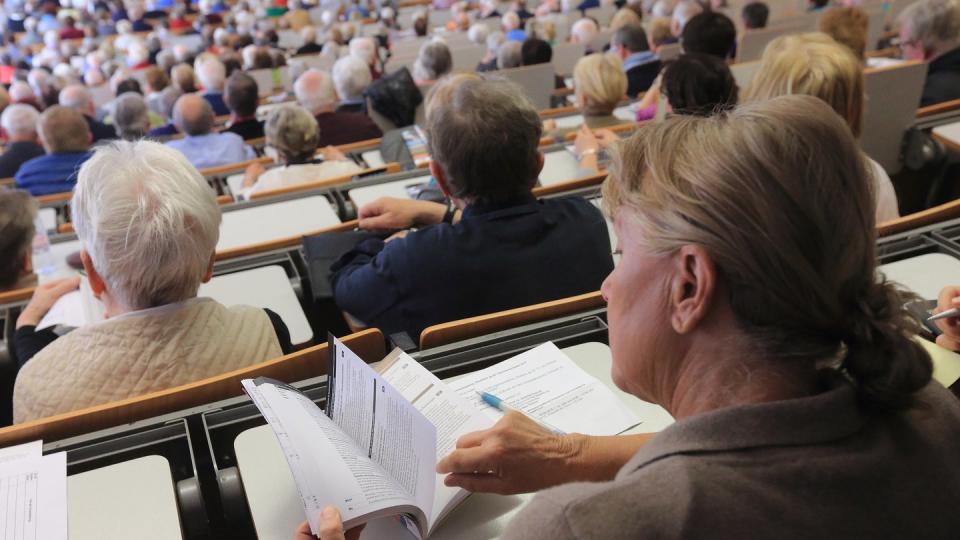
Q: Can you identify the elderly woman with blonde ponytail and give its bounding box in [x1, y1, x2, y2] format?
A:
[303, 95, 960, 540]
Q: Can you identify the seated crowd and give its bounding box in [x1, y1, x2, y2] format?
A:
[1, 0, 960, 536]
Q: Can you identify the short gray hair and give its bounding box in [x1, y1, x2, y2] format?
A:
[349, 36, 377, 65]
[265, 104, 320, 163]
[1, 104, 39, 139]
[294, 69, 338, 113]
[486, 30, 506, 53]
[114, 92, 150, 140]
[58, 83, 94, 114]
[425, 74, 542, 204]
[332, 55, 372, 101]
[497, 40, 523, 69]
[899, 0, 960, 52]
[413, 40, 453, 81]
[0, 189, 37, 289]
[72, 140, 221, 311]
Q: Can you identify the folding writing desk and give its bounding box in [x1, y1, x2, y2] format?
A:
[539, 149, 584, 186]
[197, 265, 313, 345]
[68, 455, 183, 540]
[347, 173, 433, 210]
[879, 252, 960, 300]
[932, 121, 960, 154]
[233, 341, 673, 540]
[217, 195, 341, 252]
[38, 207, 57, 233]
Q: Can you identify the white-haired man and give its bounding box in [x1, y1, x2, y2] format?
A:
[671, 0, 704, 37]
[331, 55, 372, 113]
[13, 140, 292, 423]
[899, 0, 960, 106]
[296, 25, 323, 55]
[59, 84, 116, 142]
[571, 17, 599, 52]
[349, 36, 382, 80]
[195, 53, 230, 115]
[0, 104, 43, 178]
[295, 69, 382, 146]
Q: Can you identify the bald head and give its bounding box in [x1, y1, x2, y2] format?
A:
[39, 105, 91, 153]
[294, 69, 337, 114]
[59, 84, 96, 117]
[172, 94, 215, 136]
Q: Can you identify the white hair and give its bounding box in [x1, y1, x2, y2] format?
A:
[128, 41, 150, 66]
[321, 9, 336, 27]
[413, 39, 452, 81]
[486, 30, 506, 53]
[672, 0, 703, 30]
[60, 84, 94, 114]
[294, 68, 338, 113]
[1, 104, 39, 138]
[899, 0, 960, 52]
[301, 25, 317, 43]
[497, 39, 523, 69]
[195, 53, 226, 91]
[652, 0, 676, 18]
[502, 11, 521, 30]
[570, 18, 598, 45]
[9, 82, 34, 102]
[117, 19, 133, 35]
[349, 36, 377, 65]
[332, 55, 372, 101]
[72, 140, 222, 311]
[468, 23, 490, 45]
[43, 29, 60, 49]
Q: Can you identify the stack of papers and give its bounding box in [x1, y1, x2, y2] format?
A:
[0, 440, 68, 539]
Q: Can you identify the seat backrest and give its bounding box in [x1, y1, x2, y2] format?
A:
[862, 60, 928, 175]
[658, 42, 682, 62]
[499, 63, 556, 110]
[419, 291, 606, 349]
[877, 198, 960, 237]
[553, 42, 585, 77]
[248, 67, 291, 96]
[295, 53, 336, 72]
[730, 60, 761, 90]
[0, 329, 386, 446]
[450, 44, 484, 72]
[585, 5, 617, 27]
[738, 24, 803, 63]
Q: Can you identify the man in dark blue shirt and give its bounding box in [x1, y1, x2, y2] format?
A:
[331, 75, 614, 341]
[15, 106, 91, 196]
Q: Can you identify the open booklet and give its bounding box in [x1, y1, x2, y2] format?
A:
[243, 338, 643, 538]
[37, 276, 105, 331]
[242, 336, 493, 538]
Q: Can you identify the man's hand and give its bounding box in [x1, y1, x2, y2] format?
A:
[436, 411, 587, 495]
[294, 507, 364, 540]
[936, 286, 960, 351]
[358, 197, 447, 231]
[242, 162, 265, 188]
[16, 276, 81, 329]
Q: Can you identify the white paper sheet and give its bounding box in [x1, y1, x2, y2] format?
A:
[0, 447, 67, 540]
[447, 342, 642, 436]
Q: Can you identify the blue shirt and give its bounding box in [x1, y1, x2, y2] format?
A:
[506, 28, 526, 42]
[165, 132, 255, 169]
[623, 51, 659, 72]
[15, 152, 91, 196]
[331, 195, 614, 340]
[203, 92, 230, 116]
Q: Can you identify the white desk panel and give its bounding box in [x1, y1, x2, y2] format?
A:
[199, 265, 313, 345]
[217, 196, 341, 251]
[879, 253, 960, 300]
[68, 455, 183, 540]
[933, 121, 960, 150]
[347, 175, 432, 209]
[539, 150, 583, 186]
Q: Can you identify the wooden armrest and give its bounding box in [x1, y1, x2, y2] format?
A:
[532, 171, 608, 197]
[877, 198, 960, 237]
[917, 98, 960, 119]
[35, 191, 72, 205]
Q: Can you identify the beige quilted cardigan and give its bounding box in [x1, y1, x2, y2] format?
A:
[13, 297, 283, 423]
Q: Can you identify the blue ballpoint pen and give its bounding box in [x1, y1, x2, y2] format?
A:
[477, 391, 566, 434]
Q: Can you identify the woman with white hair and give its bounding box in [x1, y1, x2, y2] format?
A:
[12, 141, 293, 423]
[412, 39, 453, 85]
[898, 0, 960, 105]
[331, 55, 372, 113]
[240, 104, 361, 198]
[477, 30, 506, 71]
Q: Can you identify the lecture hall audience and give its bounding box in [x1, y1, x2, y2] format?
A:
[311, 94, 960, 540]
[13, 140, 293, 423]
[330, 74, 613, 341]
[15, 106, 92, 196]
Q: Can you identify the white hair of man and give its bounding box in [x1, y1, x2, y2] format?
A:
[502, 11, 521, 31]
[349, 36, 378, 66]
[652, 0, 677, 18]
[195, 53, 227, 92]
[117, 19, 133, 35]
[1, 104, 40, 140]
[332, 55, 372, 101]
[71, 140, 222, 311]
[899, 0, 960, 54]
[9, 82, 34, 103]
[570, 18, 599, 44]
[84, 68, 106, 86]
[294, 68, 338, 114]
[321, 9, 336, 27]
[60, 83, 96, 116]
[27, 68, 51, 98]
[413, 39, 453, 81]
[241, 44, 258, 69]
[672, 0, 703, 34]
[468, 23, 490, 45]
[128, 40, 150, 66]
[43, 29, 60, 49]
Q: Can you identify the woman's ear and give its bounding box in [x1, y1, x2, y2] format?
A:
[80, 250, 106, 298]
[668, 245, 717, 334]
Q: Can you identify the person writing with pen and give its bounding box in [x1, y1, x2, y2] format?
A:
[298, 95, 960, 540]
